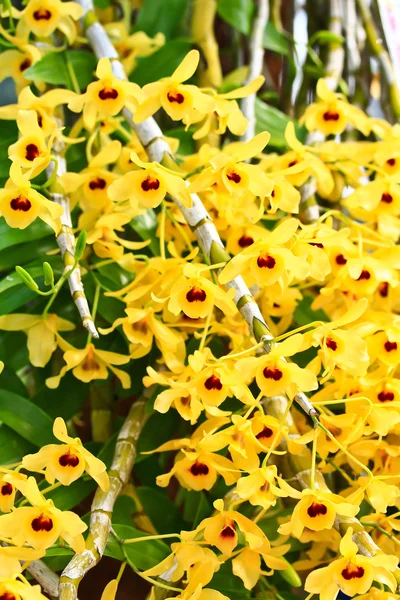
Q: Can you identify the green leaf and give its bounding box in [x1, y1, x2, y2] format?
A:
[0, 219, 51, 253]
[0, 390, 54, 446]
[309, 30, 344, 46]
[263, 22, 290, 55]
[131, 39, 193, 87]
[33, 374, 89, 420]
[255, 98, 306, 148]
[130, 209, 159, 256]
[217, 0, 254, 35]
[0, 120, 17, 179]
[0, 425, 34, 464]
[105, 524, 170, 570]
[134, 0, 188, 39]
[136, 411, 180, 463]
[47, 478, 96, 511]
[294, 294, 329, 326]
[165, 127, 195, 157]
[41, 547, 74, 573]
[137, 486, 185, 533]
[23, 51, 97, 90]
[113, 495, 137, 527]
[0, 236, 55, 270]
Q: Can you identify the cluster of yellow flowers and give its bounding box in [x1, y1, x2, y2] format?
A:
[1, 0, 400, 599]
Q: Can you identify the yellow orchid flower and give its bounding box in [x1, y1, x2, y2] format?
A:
[108, 151, 191, 209]
[278, 486, 359, 538]
[0, 546, 44, 578]
[79, 209, 149, 260]
[0, 24, 42, 93]
[46, 342, 131, 389]
[134, 49, 215, 123]
[301, 78, 371, 136]
[8, 110, 54, 179]
[236, 465, 288, 510]
[167, 262, 237, 319]
[187, 132, 272, 197]
[0, 313, 74, 368]
[104, 22, 165, 75]
[192, 76, 264, 139]
[143, 541, 220, 585]
[22, 417, 109, 491]
[271, 122, 334, 196]
[0, 475, 87, 552]
[60, 140, 122, 211]
[15, 0, 84, 43]
[235, 334, 318, 397]
[68, 58, 143, 130]
[305, 527, 398, 600]
[0, 86, 76, 135]
[219, 218, 309, 288]
[0, 577, 49, 600]
[0, 163, 63, 232]
[183, 498, 270, 556]
[303, 298, 370, 378]
[99, 305, 186, 373]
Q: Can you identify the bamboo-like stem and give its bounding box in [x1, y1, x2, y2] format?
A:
[58, 398, 147, 600]
[265, 396, 400, 586]
[240, 0, 269, 142]
[324, 0, 345, 92]
[76, 1, 317, 419]
[90, 380, 113, 443]
[46, 123, 98, 339]
[356, 0, 400, 120]
[270, 0, 283, 31]
[27, 559, 60, 598]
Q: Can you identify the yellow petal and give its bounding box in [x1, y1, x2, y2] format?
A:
[171, 49, 200, 83]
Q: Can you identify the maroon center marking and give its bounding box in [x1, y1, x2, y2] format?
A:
[89, 178, 106, 191]
[190, 462, 209, 476]
[310, 242, 324, 248]
[238, 234, 254, 248]
[263, 367, 283, 381]
[257, 254, 276, 269]
[341, 565, 365, 580]
[307, 502, 328, 517]
[323, 110, 340, 121]
[10, 196, 31, 212]
[33, 8, 51, 20]
[20, 58, 31, 72]
[326, 337, 337, 351]
[357, 270, 371, 281]
[256, 426, 273, 440]
[31, 514, 53, 532]
[226, 171, 241, 183]
[167, 91, 184, 104]
[288, 160, 298, 167]
[220, 524, 236, 538]
[0, 483, 13, 496]
[0, 592, 18, 600]
[384, 341, 397, 352]
[204, 375, 223, 391]
[386, 158, 396, 166]
[335, 254, 347, 265]
[98, 88, 118, 100]
[381, 192, 393, 204]
[379, 282, 389, 297]
[378, 390, 394, 402]
[25, 143, 40, 161]
[59, 452, 80, 467]
[141, 176, 160, 191]
[186, 287, 207, 303]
